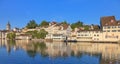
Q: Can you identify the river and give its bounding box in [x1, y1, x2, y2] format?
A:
[0, 40, 120, 64]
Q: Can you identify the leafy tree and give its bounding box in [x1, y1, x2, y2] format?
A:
[38, 29, 48, 39]
[26, 29, 48, 39]
[7, 32, 16, 40]
[39, 20, 49, 27]
[26, 30, 38, 38]
[84, 25, 89, 30]
[61, 21, 68, 25]
[26, 20, 38, 29]
[71, 21, 83, 29]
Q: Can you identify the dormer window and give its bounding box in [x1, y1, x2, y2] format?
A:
[105, 23, 108, 25]
[111, 20, 114, 23]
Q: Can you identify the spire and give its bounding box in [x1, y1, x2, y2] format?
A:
[6, 21, 11, 31]
[7, 21, 10, 26]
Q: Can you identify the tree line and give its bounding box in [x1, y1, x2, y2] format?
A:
[25, 20, 88, 30]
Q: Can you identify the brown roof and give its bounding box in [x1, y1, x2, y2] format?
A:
[100, 16, 118, 26]
[50, 21, 57, 25]
[62, 24, 69, 30]
[93, 25, 100, 30]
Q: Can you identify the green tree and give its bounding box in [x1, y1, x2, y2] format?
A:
[84, 25, 89, 30]
[26, 30, 38, 38]
[38, 29, 48, 39]
[61, 21, 68, 25]
[39, 20, 49, 27]
[7, 32, 16, 40]
[26, 29, 48, 39]
[26, 20, 38, 29]
[71, 21, 83, 29]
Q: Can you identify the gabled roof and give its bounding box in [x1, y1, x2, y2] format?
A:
[62, 24, 69, 30]
[100, 16, 119, 26]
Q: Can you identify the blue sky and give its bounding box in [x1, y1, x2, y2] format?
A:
[0, 0, 120, 29]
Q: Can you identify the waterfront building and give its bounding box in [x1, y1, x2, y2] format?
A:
[45, 22, 72, 41]
[76, 16, 120, 42]
[77, 30, 103, 41]
[0, 30, 9, 39]
[46, 34, 66, 41]
[101, 16, 120, 42]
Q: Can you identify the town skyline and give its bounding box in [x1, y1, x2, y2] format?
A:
[0, 0, 120, 29]
[0, 15, 120, 30]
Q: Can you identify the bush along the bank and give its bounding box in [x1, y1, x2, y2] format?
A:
[26, 29, 48, 39]
[7, 32, 16, 40]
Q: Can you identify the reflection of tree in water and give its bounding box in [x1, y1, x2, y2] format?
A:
[26, 42, 48, 58]
[7, 40, 16, 46]
[76, 51, 83, 58]
[6, 40, 16, 54]
[27, 50, 36, 58]
[71, 50, 75, 56]
[62, 52, 68, 58]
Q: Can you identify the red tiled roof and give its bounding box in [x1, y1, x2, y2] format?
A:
[100, 16, 119, 26]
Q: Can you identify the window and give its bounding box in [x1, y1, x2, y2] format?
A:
[112, 26, 114, 28]
[107, 26, 110, 29]
[118, 30, 120, 32]
[107, 30, 110, 32]
[112, 26, 116, 28]
[85, 34, 87, 36]
[118, 26, 120, 28]
[112, 30, 116, 32]
[97, 34, 99, 36]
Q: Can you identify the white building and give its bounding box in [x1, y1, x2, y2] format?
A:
[101, 16, 120, 42]
[45, 22, 72, 41]
[76, 16, 120, 42]
[77, 30, 103, 41]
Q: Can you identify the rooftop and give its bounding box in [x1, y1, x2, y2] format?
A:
[100, 16, 120, 26]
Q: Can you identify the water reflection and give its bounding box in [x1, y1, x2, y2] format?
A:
[0, 39, 120, 64]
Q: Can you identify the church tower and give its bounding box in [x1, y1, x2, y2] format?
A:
[6, 21, 11, 31]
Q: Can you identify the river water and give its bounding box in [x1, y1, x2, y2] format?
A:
[0, 40, 120, 64]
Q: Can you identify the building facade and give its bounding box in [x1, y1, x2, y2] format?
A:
[77, 30, 103, 41]
[76, 16, 120, 42]
[101, 16, 120, 42]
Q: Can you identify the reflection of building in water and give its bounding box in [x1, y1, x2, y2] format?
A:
[46, 42, 71, 57]
[0, 39, 12, 53]
[68, 42, 120, 64]
[1, 40, 120, 63]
